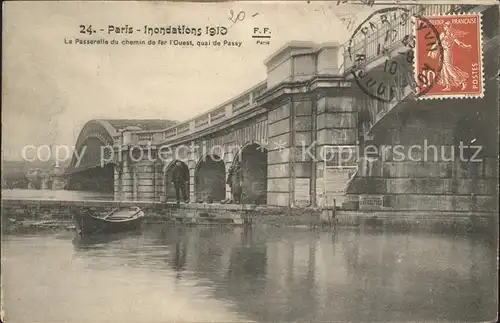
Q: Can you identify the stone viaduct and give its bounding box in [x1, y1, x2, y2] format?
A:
[67, 4, 499, 213]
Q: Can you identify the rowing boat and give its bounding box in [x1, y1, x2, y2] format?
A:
[73, 207, 145, 236]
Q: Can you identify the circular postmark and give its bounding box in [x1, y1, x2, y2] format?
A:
[347, 7, 444, 102]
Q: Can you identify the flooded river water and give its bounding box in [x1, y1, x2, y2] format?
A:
[2, 224, 497, 322]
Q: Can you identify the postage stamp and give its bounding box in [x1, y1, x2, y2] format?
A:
[415, 13, 484, 99]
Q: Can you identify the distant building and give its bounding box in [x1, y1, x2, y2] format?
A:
[1, 160, 70, 190]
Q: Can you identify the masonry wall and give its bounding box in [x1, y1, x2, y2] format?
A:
[266, 95, 316, 207]
[349, 94, 499, 212]
[315, 91, 358, 207]
[121, 158, 134, 200]
[267, 100, 292, 206]
[114, 166, 121, 200]
[153, 162, 163, 202]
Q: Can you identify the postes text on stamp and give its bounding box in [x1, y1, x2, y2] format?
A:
[415, 13, 484, 99]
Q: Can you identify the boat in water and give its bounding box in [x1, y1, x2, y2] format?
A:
[73, 206, 145, 236]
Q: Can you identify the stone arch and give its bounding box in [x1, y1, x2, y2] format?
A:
[194, 154, 226, 203]
[163, 160, 190, 202]
[232, 141, 268, 204]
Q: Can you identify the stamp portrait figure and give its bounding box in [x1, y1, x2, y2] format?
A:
[429, 21, 472, 91]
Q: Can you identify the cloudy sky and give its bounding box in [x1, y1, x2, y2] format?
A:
[2, 1, 379, 160]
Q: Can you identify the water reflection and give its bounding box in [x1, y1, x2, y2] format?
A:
[158, 226, 189, 275]
[2, 225, 497, 323]
[72, 231, 144, 250]
[148, 225, 497, 322]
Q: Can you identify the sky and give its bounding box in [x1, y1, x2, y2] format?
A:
[2, 1, 381, 161]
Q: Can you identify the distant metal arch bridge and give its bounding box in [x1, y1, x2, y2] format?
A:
[66, 119, 177, 192]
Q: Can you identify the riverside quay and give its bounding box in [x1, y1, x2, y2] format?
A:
[65, 4, 498, 216]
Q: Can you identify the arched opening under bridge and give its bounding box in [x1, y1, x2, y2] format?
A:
[194, 155, 226, 203]
[236, 143, 267, 205]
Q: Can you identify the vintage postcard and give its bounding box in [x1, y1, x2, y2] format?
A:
[2, 1, 499, 323]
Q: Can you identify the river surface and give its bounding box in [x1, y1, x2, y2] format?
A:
[2, 225, 498, 323]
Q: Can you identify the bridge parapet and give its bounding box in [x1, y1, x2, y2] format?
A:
[154, 82, 268, 143]
[115, 41, 348, 149]
[111, 82, 269, 148]
[264, 41, 343, 89]
[114, 129, 165, 147]
[135, 130, 164, 145]
[117, 42, 347, 149]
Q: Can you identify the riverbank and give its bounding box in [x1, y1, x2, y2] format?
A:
[1, 198, 498, 234]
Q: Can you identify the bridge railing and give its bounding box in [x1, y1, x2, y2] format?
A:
[342, 4, 468, 74]
[112, 81, 268, 147]
[114, 130, 165, 146]
[136, 131, 164, 145]
[158, 81, 267, 143]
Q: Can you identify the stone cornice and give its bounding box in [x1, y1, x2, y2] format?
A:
[257, 75, 351, 107]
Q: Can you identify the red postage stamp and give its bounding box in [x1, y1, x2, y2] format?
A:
[415, 14, 483, 99]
